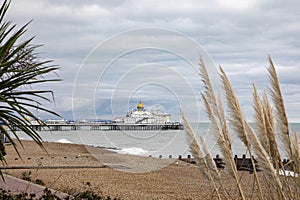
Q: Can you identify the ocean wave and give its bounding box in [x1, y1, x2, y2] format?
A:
[117, 147, 149, 155]
[55, 138, 72, 144]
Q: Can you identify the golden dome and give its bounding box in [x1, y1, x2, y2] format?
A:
[137, 100, 144, 109]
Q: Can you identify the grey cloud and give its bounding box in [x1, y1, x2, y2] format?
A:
[6, 0, 300, 121]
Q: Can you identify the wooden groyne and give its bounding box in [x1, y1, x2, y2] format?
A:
[174, 154, 294, 172]
[153, 154, 262, 172]
[178, 154, 259, 171]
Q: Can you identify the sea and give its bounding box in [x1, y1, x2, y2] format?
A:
[10, 123, 300, 159]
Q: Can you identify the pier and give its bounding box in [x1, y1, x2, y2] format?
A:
[15, 122, 183, 131]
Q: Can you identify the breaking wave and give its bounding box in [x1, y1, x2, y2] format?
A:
[55, 138, 72, 144]
[117, 147, 149, 155]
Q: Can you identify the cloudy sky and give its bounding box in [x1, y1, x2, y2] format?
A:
[6, 0, 300, 122]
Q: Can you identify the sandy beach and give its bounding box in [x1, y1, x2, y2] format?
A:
[2, 140, 271, 199]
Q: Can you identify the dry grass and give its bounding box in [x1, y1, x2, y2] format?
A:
[182, 56, 300, 200]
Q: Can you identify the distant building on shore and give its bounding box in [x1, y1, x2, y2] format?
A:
[113, 100, 171, 124]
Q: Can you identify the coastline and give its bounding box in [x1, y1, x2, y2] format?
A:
[2, 140, 273, 199]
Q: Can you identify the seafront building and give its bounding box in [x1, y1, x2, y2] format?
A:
[113, 100, 171, 124]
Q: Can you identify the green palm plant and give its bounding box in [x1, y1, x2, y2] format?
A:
[0, 0, 60, 162]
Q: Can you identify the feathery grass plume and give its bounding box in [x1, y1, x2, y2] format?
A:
[253, 87, 285, 195]
[201, 93, 246, 200]
[267, 56, 292, 159]
[253, 85, 270, 155]
[291, 133, 300, 199]
[292, 133, 300, 172]
[267, 58, 298, 199]
[199, 62, 231, 148]
[219, 66, 264, 200]
[219, 66, 249, 147]
[180, 109, 222, 199]
[199, 57, 231, 148]
[292, 133, 300, 200]
[245, 123, 286, 199]
[291, 133, 300, 172]
[180, 109, 210, 179]
[201, 93, 234, 175]
[217, 92, 226, 126]
[262, 92, 282, 166]
[217, 92, 232, 148]
[199, 56, 219, 119]
[199, 60, 245, 198]
[200, 135, 220, 179]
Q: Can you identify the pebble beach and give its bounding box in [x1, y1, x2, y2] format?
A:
[2, 140, 274, 199]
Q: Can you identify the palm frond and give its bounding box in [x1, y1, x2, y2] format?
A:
[0, 0, 60, 162]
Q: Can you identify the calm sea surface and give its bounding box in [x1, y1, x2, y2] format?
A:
[11, 123, 300, 159]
